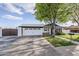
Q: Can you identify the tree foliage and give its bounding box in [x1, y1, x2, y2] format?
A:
[34, 3, 71, 24]
[34, 3, 71, 36]
[69, 4, 79, 25]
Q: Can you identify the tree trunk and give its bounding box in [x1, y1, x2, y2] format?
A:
[50, 19, 56, 37]
[52, 19, 56, 37]
[51, 23, 53, 35]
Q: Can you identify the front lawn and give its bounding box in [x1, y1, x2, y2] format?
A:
[45, 36, 75, 47]
[58, 34, 79, 42]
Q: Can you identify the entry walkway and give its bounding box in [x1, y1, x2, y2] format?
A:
[0, 36, 61, 56]
[56, 45, 79, 56]
[55, 36, 79, 56]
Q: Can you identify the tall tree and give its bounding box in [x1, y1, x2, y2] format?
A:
[69, 4, 79, 26]
[34, 3, 71, 37]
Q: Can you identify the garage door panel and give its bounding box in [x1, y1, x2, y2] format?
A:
[23, 29, 43, 36]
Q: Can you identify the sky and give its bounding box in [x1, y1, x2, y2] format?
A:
[0, 3, 44, 28]
[0, 3, 77, 28]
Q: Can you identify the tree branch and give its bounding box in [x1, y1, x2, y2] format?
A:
[71, 14, 79, 25]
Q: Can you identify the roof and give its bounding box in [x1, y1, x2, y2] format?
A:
[63, 26, 79, 30]
[44, 23, 62, 28]
[18, 24, 61, 28]
[19, 24, 44, 28]
[45, 23, 58, 26]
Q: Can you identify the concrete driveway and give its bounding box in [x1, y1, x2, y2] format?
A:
[0, 36, 61, 56]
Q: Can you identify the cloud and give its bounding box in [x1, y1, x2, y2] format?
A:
[2, 15, 23, 20]
[0, 3, 35, 14]
[15, 3, 35, 14]
[1, 4, 23, 15]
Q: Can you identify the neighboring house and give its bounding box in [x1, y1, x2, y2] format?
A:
[62, 25, 79, 34]
[18, 24, 62, 36]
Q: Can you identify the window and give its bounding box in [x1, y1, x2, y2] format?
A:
[29, 28, 32, 30]
[44, 28, 48, 31]
[24, 28, 41, 30]
[31, 28, 41, 30]
[33, 28, 37, 30]
[36, 28, 41, 30]
[25, 28, 28, 30]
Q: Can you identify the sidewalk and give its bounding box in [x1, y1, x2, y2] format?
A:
[56, 45, 79, 56]
[55, 36, 79, 56]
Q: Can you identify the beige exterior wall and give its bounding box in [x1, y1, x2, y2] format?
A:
[62, 28, 70, 34]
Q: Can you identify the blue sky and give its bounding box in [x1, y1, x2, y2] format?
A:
[0, 3, 43, 28]
[0, 3, 77, 28]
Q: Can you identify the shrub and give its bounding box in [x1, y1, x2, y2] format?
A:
[56, 32, 66, 35]
[43, 33, 50, 37]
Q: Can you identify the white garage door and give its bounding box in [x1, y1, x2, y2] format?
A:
[23, 28, 43, 36]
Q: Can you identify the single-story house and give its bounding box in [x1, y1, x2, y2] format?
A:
[62, 25, 79, 34]
[0, 24, 62, 37]
[18, 24, 62, 36]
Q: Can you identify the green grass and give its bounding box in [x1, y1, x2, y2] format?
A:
[45, 36, 75, 47]
[57, 34, 79, 42]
